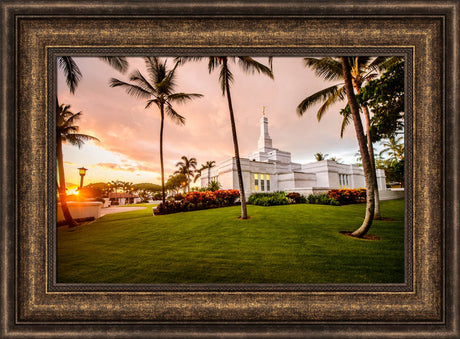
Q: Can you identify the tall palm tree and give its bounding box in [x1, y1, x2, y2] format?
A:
[297, 56, 389, 219]
[178, 57, 274, 219]
[340, 57, 376, 237]
[57, 101, 99, 227]
[58, 56, 128, 94]
[109, 57, 202, 204]
[174, 156, 197, 192]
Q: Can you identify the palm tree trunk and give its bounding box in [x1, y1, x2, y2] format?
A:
[362, 104, 381, 219]
[159, 104, 166, 204]
[223, 59, 248, 219]
[56, 137, 77, 227]
[208, 167, 211, 185]
[341, 57, 375, 237]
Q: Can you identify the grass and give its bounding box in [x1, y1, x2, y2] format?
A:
[57, 199, 405, 284]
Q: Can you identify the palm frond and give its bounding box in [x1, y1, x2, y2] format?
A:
[316, 85, 346, 121]
[58, 56, 82, 94]
[167, 92, 203, 104]
[297, 83, 343, 116]
[219, 64, 233, 95]
[237, 57, 274, 79]
[175, 56, 205, 65]
[109, 78, 152, 99]
[144, 56, 159, 80]
[129, 69, 156, 94]
[378, 56, 404, 71]
[145, 98, 160, 109]
[98, 56, 129, 73]
[165, 104, 185, 125]
[208, 57, 221, 73]
[64, 133, 100, 148]
[303, 57, 343, 82]
[339, 108, 352, 138]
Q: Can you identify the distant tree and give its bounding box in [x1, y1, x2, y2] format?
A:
[379, 136, 404, 162]
[166, 173, 188, 195]
[206, 180, 222, 192]
[110, 57, 202, 204]
[314, 152, 329, 161]
[174, 156, 197, 192]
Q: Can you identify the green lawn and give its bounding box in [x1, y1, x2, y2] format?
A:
[57, 199, 405, 284]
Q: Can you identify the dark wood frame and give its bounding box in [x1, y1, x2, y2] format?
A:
[1, 1, 458, 338]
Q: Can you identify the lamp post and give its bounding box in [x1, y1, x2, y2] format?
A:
[78, 167, 87, 188]
[181, 181, 187, 194]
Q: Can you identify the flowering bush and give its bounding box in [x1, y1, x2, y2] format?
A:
[327, 189, 366, 205]
[154, 189, 240, 215]
[286, 192, 307, 204]
[214, 189, 240, 206]
[174, 193, 184, 201]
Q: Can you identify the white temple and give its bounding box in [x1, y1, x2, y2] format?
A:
[201, 112, 387, 197]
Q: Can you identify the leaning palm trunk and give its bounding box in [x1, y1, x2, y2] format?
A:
[341, 57, 375, 237]
[223, 60, 248, 219]
[159, 105, 166, 204]
[362, 104, 381, 219]
[56, 137, 77, 227]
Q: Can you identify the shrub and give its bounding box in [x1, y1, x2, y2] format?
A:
[327, 189, 365, 205]
[306, 193, 339, 206]
[214, 189, 240, 207]
[174, 193, 184, 201]
[307, 194, 317, 204]
[154, 189, 240, 215]
[248, 191, 289, 206]
[286, 192, 307, 204]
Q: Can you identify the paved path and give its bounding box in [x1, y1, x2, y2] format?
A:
[100, 206, 148, 216]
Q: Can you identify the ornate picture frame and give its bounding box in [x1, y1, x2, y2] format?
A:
[1, 1, 458, 337]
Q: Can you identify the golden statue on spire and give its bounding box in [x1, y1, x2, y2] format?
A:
[262, 106, 266, 115]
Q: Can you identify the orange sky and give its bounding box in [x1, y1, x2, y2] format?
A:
[58, 57, 371, 186]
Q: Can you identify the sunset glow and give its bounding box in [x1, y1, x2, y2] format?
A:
[58, 57, 366, 185]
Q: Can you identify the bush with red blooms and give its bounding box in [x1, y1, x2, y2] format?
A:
[327, 188, 366, 205]
[154, 189, 240, 215]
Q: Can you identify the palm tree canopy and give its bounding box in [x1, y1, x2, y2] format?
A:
[297, 56, 391, 122]
[57, 103, 99, 148]
[59, 56, 128, 94]
[110, 57, 203, 125]
[178, 56, 273, 95]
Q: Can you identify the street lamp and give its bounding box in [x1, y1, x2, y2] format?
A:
[78, 167, 87, 188]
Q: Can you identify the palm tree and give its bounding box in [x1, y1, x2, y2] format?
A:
[193, 164, 207, 184]
[379, 136, 404, 162]
[314, 152, 329, 161]
[57, 101, 99, 227]
[58, 56, 128, 94]
[174, 156, 197, 192]
[205, 160, 216, 185]
[340, 57, 376, 237]
[178, 57, 274, 219]
[109, 57, 202, 204]
[297, 56, 390, 219]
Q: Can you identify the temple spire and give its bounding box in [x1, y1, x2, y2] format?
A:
[258, 107, 272, 151]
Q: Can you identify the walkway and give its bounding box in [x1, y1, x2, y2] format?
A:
[100, 206, 147, 216]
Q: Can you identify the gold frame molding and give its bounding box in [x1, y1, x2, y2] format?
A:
[1, 1, 458, 338]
